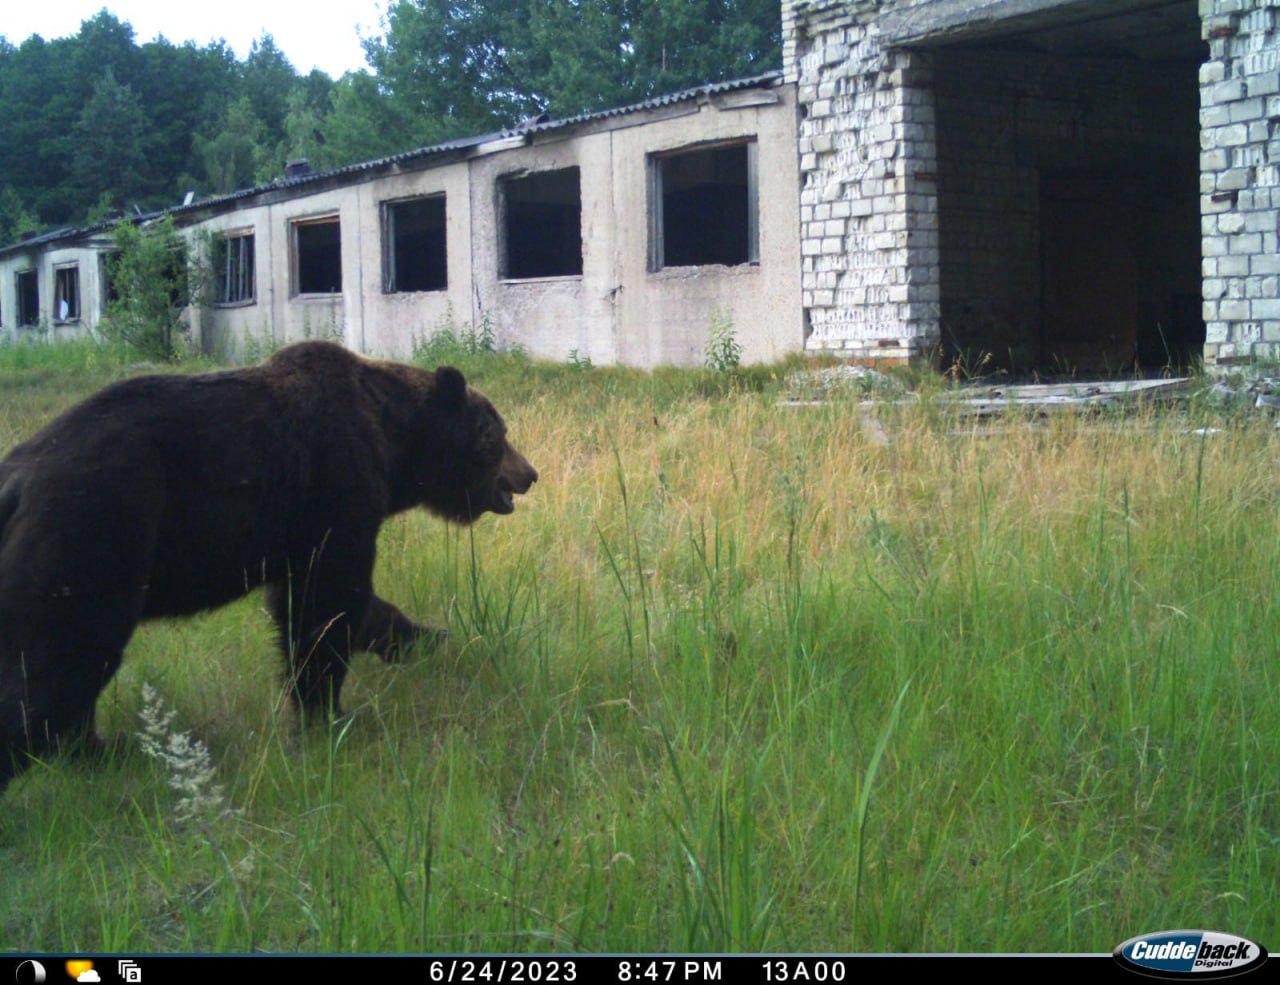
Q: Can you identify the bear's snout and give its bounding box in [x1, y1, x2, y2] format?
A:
[509, 456, 538, 493]
[494, 448, 537, 514]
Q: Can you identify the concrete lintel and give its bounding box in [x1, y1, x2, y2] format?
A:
[879, 0, 1185, 48]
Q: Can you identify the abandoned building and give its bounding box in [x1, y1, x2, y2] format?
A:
[0, 74, 802, 368]
[0, 1, 1277, 374]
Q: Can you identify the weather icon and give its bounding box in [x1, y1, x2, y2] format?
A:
[62, 964, 97, 983]
[15, 961, 46, 985]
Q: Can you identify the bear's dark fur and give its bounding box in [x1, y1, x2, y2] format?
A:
[0, 340, 537, 792]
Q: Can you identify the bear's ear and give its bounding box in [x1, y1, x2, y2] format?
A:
[434, 366, 467, 409]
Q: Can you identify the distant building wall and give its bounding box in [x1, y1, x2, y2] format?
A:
[191, 78, 802, 368]
[0, 77, 801, 371]
[0, 237, 113, 343]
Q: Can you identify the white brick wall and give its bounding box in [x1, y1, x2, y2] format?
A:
[786, 0, 942, 363]
[1201, 0, 1280, 365]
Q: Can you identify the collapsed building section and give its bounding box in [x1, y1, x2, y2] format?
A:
[785, 0, 1271, 374]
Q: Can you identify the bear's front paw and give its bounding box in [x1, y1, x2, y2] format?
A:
[377, 622, 447, 663]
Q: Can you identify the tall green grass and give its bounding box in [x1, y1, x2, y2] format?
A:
[0, 348, 1277, 955]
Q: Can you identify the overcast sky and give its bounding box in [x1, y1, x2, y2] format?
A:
[2, 0, 386, 77]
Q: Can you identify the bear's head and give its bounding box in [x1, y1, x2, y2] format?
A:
[422, 365, 538, 524]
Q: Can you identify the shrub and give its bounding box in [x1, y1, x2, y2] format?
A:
[98, 216, 195, 361]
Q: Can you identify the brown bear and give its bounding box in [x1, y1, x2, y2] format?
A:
[0, 340, 537, 793]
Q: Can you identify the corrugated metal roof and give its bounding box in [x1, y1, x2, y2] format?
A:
[0, 71, 784, 255]
[0, 214, 163, 259]
[167, 70, 784, 215]
[517, 70, 785, 134]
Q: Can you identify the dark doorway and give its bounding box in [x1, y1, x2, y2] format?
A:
[926, 0, 1204, 377]
[1041, 175, 1139, 373]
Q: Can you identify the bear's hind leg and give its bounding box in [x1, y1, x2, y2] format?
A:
[0, 649, 124, 791]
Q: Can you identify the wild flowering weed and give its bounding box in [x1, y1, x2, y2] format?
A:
[137, 683, 229, 823]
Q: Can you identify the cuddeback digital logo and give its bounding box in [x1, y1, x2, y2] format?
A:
[1114, 930, 1268, 979]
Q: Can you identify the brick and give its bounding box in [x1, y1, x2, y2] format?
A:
[1230, 97, 1266, 121]
[1202, 103, 1234, 127]
[1247, 275, 1274, 296]
[1220, 298, 1251, 319]
[1213, 79, 1248, 103]
[869, 123, 895, 143]
[1219, 166, 1252, 190]
[1213, 209, 1244, 232]
[1238, 321, 1264, 343]
[1249, 72, 1280, 96]
[1217, 123, 1250, 145]
[1219, 254, 1250, 276]
[1200, 59, 1228, 84]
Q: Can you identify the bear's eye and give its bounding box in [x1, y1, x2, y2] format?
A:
[474, 422, 502, 463]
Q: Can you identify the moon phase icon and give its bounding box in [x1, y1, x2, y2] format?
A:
[16, 961, 47, 985]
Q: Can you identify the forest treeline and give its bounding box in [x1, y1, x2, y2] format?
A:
[0, 1, 780, 244]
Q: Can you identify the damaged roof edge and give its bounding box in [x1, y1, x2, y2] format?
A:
[0, 70, 785, 257]
[0, 222, 151, 260]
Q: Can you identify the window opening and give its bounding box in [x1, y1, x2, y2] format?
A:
[384, 196, 447, 292]
[651, 141, 758, 269]
[215, 232, 255, 304]
[54, 265, 80, 322]
[16, 270, 39, 327]
[292, 215, 342, 295]
[500, 167, 582, 279]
